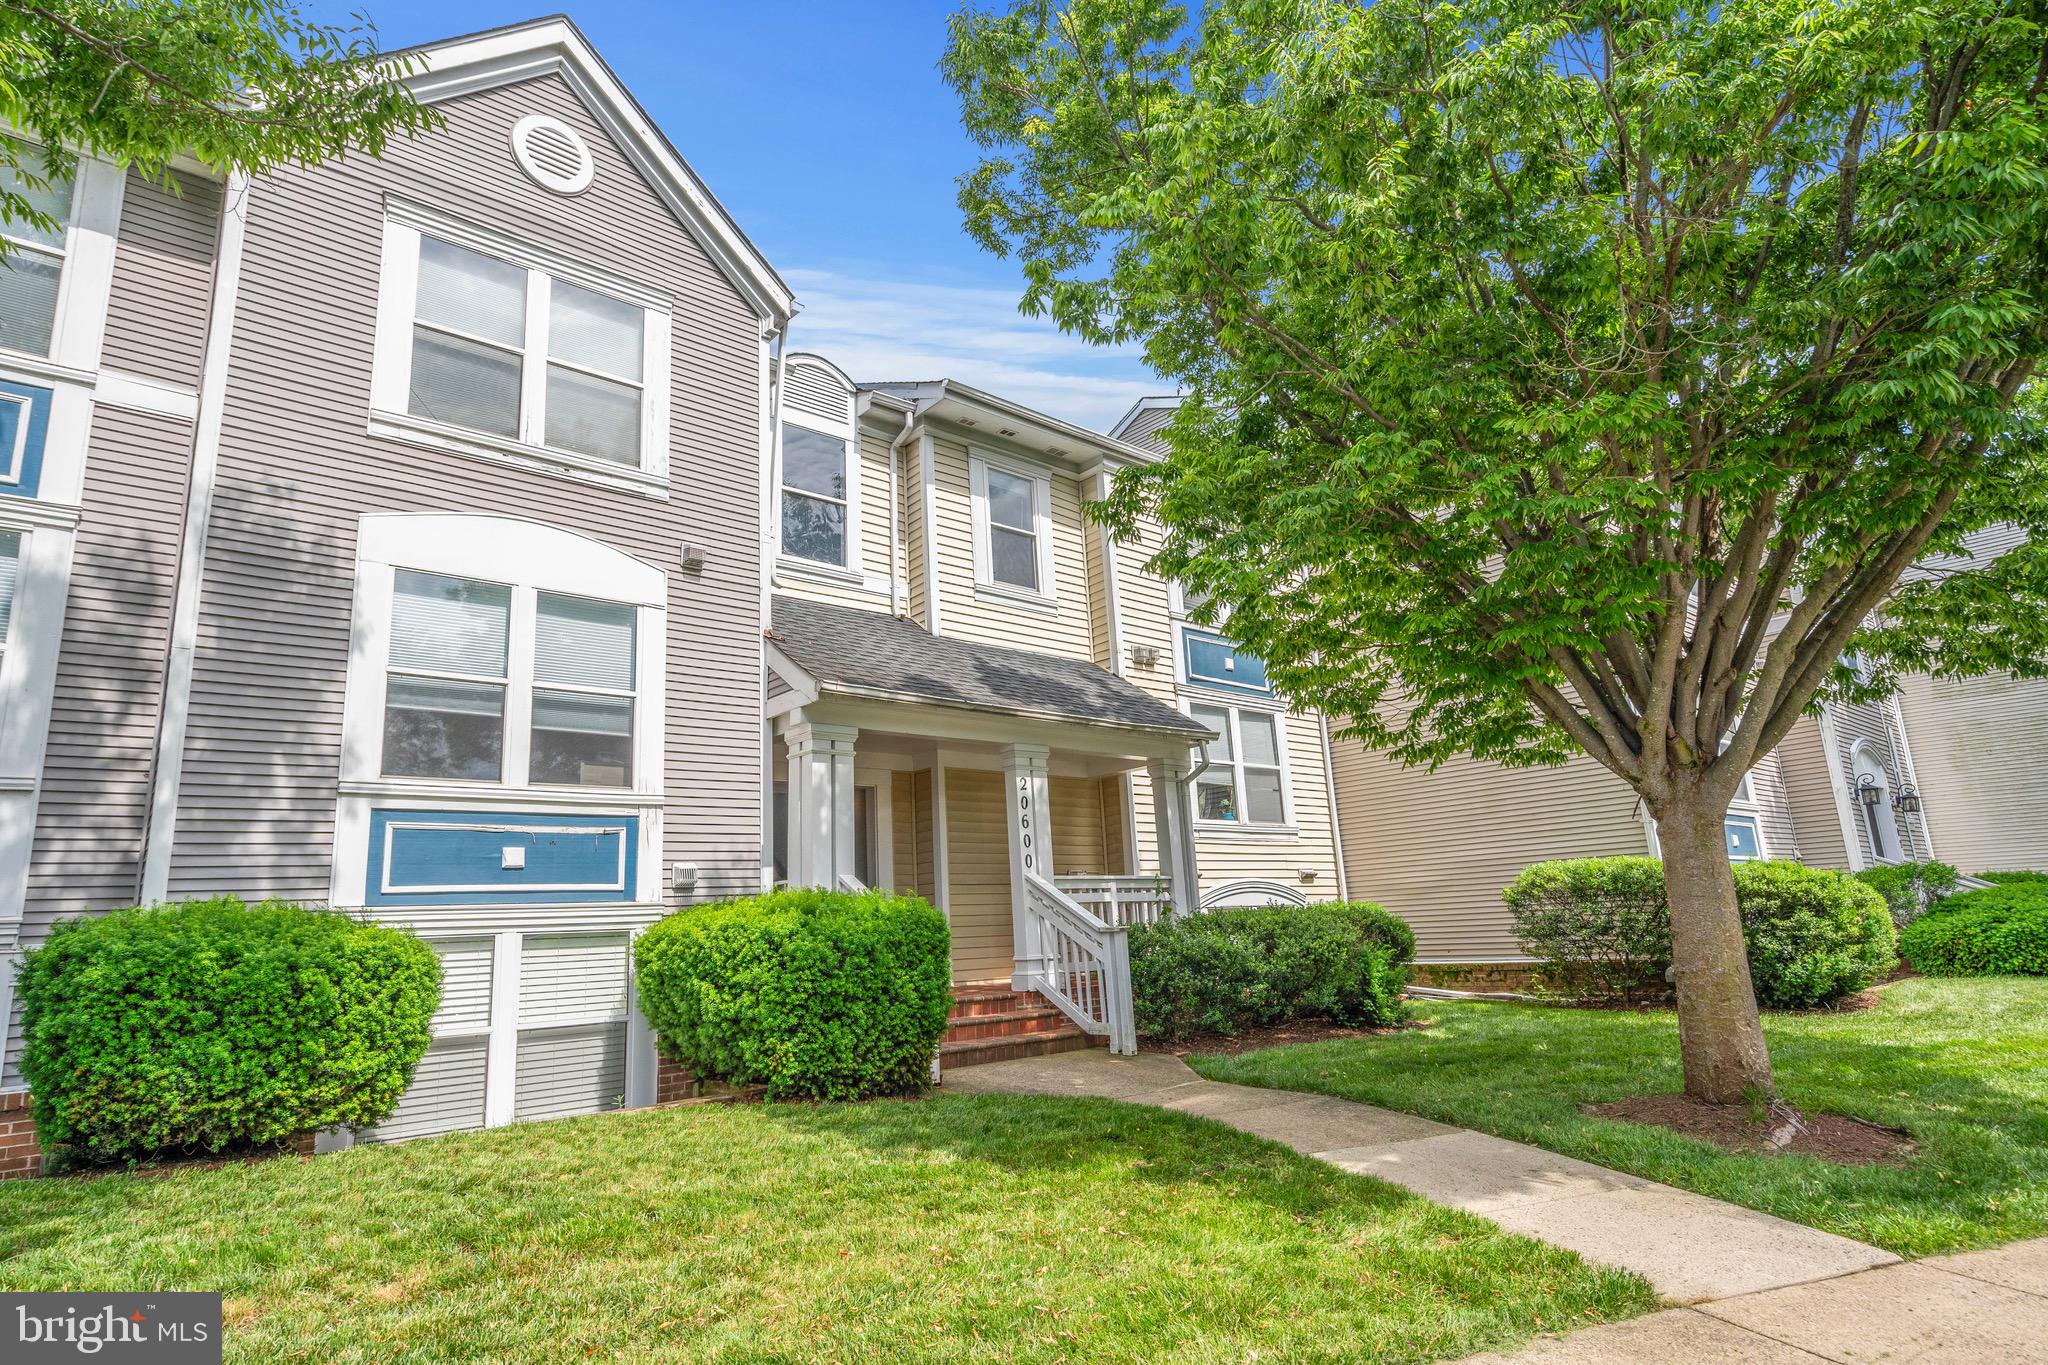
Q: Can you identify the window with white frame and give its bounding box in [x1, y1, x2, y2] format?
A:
[780, 421, 848, 565]
[971, 453, 1053, 597]
[374, 211, 671, 481]
[1189, 701, 1288, 826]
[0, 148, 74, 358]
[381, 570, 638, 789]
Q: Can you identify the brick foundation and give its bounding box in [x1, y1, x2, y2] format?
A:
[654, 1055, 700, 1105]
[1410, 961, 1543, 994]
[0, 1090, 44, 1181]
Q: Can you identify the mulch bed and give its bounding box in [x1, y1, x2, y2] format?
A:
[1583, 1094, 1915, 1164]
[1156, 1019, 1417, 1057]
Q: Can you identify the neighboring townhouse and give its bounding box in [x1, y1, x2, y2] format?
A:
[0, 17, 795, 1156]
[758, 372, 1349, 1063]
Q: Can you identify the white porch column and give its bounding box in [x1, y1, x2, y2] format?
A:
[784, 718, 859, 887]
[1148, 756, 1200, 915]
[1002, 743, 1054, 989]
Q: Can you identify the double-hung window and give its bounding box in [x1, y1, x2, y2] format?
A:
[381, 570, 638, 789]
[0, 149, 73, 358]
[971, 452, 1053, 599]
[1189, 702, 1288, 827]
[780, 422, 848, 565]
[375, 211, 669, 484]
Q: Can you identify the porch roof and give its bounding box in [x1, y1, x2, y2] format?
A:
[769, 595, 1210, 739]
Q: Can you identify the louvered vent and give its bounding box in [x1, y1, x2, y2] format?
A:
[511, 114, 595, 195]
[785, 360, 852, 426]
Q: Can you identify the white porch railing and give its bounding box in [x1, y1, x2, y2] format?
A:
[1022, 870, 1138, 1054]
[1054, 874, 1174, 929]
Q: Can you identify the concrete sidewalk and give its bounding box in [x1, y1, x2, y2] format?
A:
[941, 1049, 1895, 1303]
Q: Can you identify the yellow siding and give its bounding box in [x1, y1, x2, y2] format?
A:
[890, 770, 937, 900]
[774, 427, 900, 615]
[1331, 738, 1649, 961]
[904, 439, 927, 626]
[944, 768, 1013, 982]
[1100, 775, 1130, 875]
[1049, 775, 1110, 876]
[926, 436, 1097, 659]
[1190, 711, 1345, 899]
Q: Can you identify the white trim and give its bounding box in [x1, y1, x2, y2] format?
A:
[1848, 737, 1904, 866]
[1883, 694, 1933, 859]
[338, 778, 662, 809]
[969, 447, 1056, 608]
[0, 498, 80, 533]
[92, 369, 199, 422]
[1083, 471, 1128, 675]
[140, 171, 250, 905]
[395, 19, 793, 323]
[775, 355, 860, 573]
[0, 523, 76, 944]
[931, 761, 950, 914]
[1200, 879, 1308, 909]
[510, 113, 596, 195]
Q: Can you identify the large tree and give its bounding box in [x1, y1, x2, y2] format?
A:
[0, 1, 432, 244]
[943, 0, 2048, 1102]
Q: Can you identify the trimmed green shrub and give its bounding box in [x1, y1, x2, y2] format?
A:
[17, 898, 439, 1169]
[1504, 857, 1670, 1002]
[1733, 861, 1898, 1009]
[1129, 902, 1408, 1040]
[1899, 882, 2048, 976]
[1978, 869, 2048, 886]
[1854, 859, 1961, 928]
[1505, 857, 1896, 1008]
[634, 888, 950, 1100]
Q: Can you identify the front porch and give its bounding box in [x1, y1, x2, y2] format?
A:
[765, 596, 1213, 1057]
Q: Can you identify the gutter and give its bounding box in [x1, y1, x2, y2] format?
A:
[889, 410, 922, 618]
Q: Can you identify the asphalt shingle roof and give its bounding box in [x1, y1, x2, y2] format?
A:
[770, 595, 1209, 738]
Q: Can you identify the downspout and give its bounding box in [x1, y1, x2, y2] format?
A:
[761, 316, 792, 889]
[1319, 712, 1350, 901]
[888, 409, 921, 618]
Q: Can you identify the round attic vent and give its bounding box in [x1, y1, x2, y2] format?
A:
[511, 114, 594, 195]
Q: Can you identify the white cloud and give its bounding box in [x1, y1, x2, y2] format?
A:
[780, 266, 1172, 432]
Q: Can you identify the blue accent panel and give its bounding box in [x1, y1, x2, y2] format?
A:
[1725, 816, 1762, 861]
[1183, 628, 1272, 696]
[366, 809, 638, 906]
[0, 380, 52, 499]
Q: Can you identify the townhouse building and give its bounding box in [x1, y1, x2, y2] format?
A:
[0, 17, 1341, 1165]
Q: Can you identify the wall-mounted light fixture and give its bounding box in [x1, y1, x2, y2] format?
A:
[1893, 786, 1923, 816]
[1856, 774, 1884, 809]
[1128, 644, 1161, 669]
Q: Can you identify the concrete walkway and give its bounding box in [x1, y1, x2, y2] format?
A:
[944, 1049, 2048, 1360]
[941, 1049, 1895, 1303]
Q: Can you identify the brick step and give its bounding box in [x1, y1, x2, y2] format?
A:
[943, 1008, 1076, 1046]
[939, 1026, 1107, 1071]
[948, 987, 1037, 1020]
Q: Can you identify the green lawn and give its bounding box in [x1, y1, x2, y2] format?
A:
[0, 1093, 1654, 1364]
[1194, 976, 2048, 1258]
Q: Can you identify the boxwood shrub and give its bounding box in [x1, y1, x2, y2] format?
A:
[1504, 857, 1896, 1008]
[1853, 859, 1961, 928]
[1129, 901, 1409, 1041]
[1899, 882, 2048, 976]
[17, 898, 440, 1169]
[633, 888, 950, 1100]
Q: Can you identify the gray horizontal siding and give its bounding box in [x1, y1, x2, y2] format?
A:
[165, 73, 765, 906]
[100, 171, 221, 387]
[22, 407, 194, 939]
[1896, 669, 2048, 874]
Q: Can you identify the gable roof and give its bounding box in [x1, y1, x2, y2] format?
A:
[769, 595, 1210, 739]
[395, 15, 794, 324]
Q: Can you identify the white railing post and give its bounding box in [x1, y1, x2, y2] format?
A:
[1023, 871, 1139, 1053]
[1147, 755, 1200, 915]
[1003, 743, 1054, 991]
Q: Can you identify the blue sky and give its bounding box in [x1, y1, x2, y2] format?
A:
[329, 2, 1167, 430]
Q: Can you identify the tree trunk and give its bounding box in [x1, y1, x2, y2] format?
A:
[1659, 794, 1775, 1104]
